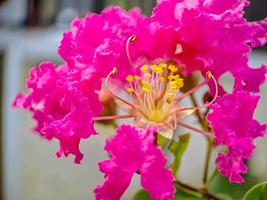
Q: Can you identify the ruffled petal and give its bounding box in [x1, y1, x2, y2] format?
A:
[94, 124, 175, 200]
[248, 18, 267, 48]
[58, 6, 147, 80]
[13, 61, 103, 163]
[141, 146, 175, 200]
[233, 65, 267, 93]
[207, 91, 266, 182]
[152, 0, 267, 96]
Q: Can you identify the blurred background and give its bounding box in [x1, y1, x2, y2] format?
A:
[0, 0, 266, 200]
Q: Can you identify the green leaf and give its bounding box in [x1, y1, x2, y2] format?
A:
[156, 133, 167, 147]
[242, 181, 267, 200]
[208, 171, 259, 199]
[169, 134, 191, 176]
[132, 190, 150, 200]
[174, 188, 203, 200]
[215, 193, 234, 200]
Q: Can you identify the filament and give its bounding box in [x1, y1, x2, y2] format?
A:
[176, 71, 218, 111]
[176, 121, 213, 138]
[126, 35, 137, 67]
[105, 67, 136, 109]
[93, 114, 134, 121]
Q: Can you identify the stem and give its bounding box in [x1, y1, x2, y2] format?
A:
[203, 138, 213, 185]
[189, 93, 214, 186]
[174, 181, 223, 200]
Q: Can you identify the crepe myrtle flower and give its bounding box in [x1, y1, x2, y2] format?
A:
[13, 0, 267, 199]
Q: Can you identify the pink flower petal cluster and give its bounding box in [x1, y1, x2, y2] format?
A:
[58, 6, 148, 81]
[152, 0, 267, 93]
[13, 62, 103, 163]
[94, 124, 175, 200]
[12, 0, 267, 197]
[207, 91, 266, 183]
[152, 0, 267, 182]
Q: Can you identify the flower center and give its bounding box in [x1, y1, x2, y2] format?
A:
[93, 35, 218, 139]
[125, 63, 184, 124]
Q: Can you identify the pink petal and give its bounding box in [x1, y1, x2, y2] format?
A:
[94, 124, 175, 200]
[13, 61, 103, 163]
[207, 91, 266, 182]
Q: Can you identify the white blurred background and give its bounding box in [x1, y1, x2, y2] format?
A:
[0, 0, 266, 200]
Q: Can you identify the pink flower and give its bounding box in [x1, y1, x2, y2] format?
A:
[207, 91, 266, 183]
[13, 0, 267, 196]
[152, 0, 267, 93]
[58, 6, 148, 81]
[13, 62, 103, 163]
[94, 124, 175, 200]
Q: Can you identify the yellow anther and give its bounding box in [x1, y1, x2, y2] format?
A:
[142, 87, 151, 93]
[126, 88, 134, 93]
[140, 65, 148, 72]
[112, 67, 118, 74]
[126, 75, 134, 82]
[145, 73, 152, 78]
[167, 93, 174, 98]
[142, 81, 151, 86]
[130, 35, 137, 42]
[134, 75, 141, 80]
[169, 78, 184, 90]
[206, 71, 212, 79]
[168, 75, 180, 81]
[176, 78, 184, 88]
[159, 63, 167, 68]
[170, 81, 178, 90]
[151, 64, 157, 71]
[155, 67, 163, 74]
[168, 64, 178, 73]
[151, 64, 163, 74]
[141, 81, 152, 93]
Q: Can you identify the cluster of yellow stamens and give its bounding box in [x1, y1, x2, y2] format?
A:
[93, 35, 218, 139]
[124, 63, 184, 123]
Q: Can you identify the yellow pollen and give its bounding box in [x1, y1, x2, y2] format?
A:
[140, 65, 148, 72]
[150, 64, 157, 71]
[151, 65, 163, 74]
[142, 81, 151, 93]
[168, 64, 178, 73]
[206, 71, 212, 79]
[170, 78, 184, 90]
[159, 63, 167, 68]
[134, 75, 141, 80]
[145, 73, 152, 78]
[130, 35, 137, 42]
[123, 63, 186, 125]
[168, 75, 180, 81]
[167, 92, 174, 97]
[126, 88, 134, 93]
[126, 75, 134, 82]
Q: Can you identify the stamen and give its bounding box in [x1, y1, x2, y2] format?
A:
[93, 114, 134, 121]
[175, 72, 218, 112]
[176, 121, 213, 138]
[105, 67, 136, 109]
[205, 71, 218, 107]
[126, 35, 137, 67]
[175, 80, 207, 103]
